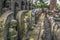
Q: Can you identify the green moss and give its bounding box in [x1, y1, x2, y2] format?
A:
[34, 2, 50, 9]
[56, 4, 60, 10]
[27, 11, 32, 18]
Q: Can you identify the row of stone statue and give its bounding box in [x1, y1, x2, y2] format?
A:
[0, 9, 60, 40]
[0, 10, 34, 40]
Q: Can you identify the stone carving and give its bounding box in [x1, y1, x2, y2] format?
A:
[24, 15, 29, 33]
[0, 19, 4, 40]
[56, 29, 60, 40]
[8, 19, 17, 40]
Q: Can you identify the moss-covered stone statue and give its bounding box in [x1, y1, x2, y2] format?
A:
[8, 19, 17, 40]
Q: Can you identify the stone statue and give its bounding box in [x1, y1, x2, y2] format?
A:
[8, 19, 17, 40]
[0, 20, 4, 40]
[22, 16, 29, 40]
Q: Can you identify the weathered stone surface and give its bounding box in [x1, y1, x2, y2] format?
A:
[8, 19, 17, 40]
[0, 20, 4, 40]
[0, 11, 14, 40]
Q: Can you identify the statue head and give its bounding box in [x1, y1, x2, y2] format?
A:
[2, 8, 8, 13]
[10, 19, 17, 28]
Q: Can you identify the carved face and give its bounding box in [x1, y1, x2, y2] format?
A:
[10, 19, 17, 27]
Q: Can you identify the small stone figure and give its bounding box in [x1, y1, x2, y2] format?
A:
[0, 20, 4, 40]
[8, 19, 17, 40]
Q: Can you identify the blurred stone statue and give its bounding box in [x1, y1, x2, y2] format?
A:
[0, 20, 4, 40]
[8, 19, 17, 40]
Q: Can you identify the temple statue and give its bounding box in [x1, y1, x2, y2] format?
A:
[0, 19, 4, 40]
[8, 19, 17, 40]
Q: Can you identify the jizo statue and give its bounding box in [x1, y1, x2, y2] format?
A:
[8, 19, 17, 40]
